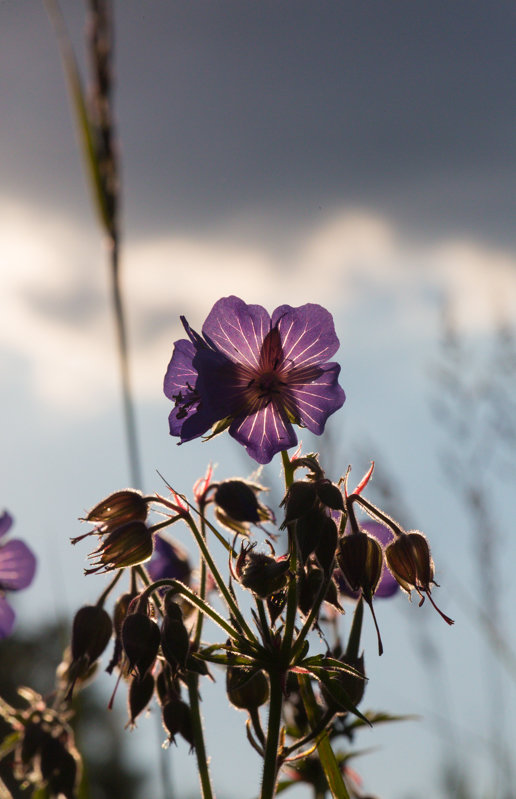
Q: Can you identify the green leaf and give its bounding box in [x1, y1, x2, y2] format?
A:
[44, 0, 112, 236]
[0, 731, 20, 760]
[307, 668, 371, 726]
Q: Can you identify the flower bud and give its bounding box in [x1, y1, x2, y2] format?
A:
[385, 531, 454, 625]
[295, 506, 327, 564]
[323, 654, 366, 711]
[337, 533, 382, 602]
[122, 605, 161, 680]
[128, 671, 155, 727]
[314, 515, 338, 576]
[215, 480, 259, 522]
[337, 532, 384, 654]
[85, 522, 153, 575]
[280, 481, 317, 527]
[227, 666, 269, 710]
[84, 489, 148, 531]
[315, 480, 345, 512]
[385, 531, 433, 594]
[160, 595, 190, 672]
[237, 545, 290, 598]
[71, 605, 113, 665]
[162, 697, 194, 748]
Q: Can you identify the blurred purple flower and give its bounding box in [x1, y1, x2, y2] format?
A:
[335, 520, 398, 600]
[164, 296, 345, 464]
[147, 534, 192, 586]
[0, 511, 37, 639]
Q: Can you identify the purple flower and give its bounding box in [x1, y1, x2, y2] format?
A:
[335, 521, 399, 600]
[0, 511, 37, 639]
[147, 535, 192, 586]
[164, 296, 345, 464]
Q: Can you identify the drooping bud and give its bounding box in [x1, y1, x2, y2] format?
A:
[295, 506, 328, 564]
[314, 515, 338, 576]
[162, 697, 194, 748]
[315, 479, 345, 512]
[85, 522, 154, 575]
[82, 489, 148, 531]
[128, 671, 155, 727]
[385, 531, 454, 624]
[67, 605, 113, 696]
[236, 544, 290, 598]
[160, 593, 190, 672]
[337, 532, 384, 655]
[71, 605, 113, 665]
[122, 600, 161, 680]
[280, 481, 317, 527]
[227, 666, 269, 710]
[214, 479, 274, 535]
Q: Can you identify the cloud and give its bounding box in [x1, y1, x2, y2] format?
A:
[2, 197, 515, 413]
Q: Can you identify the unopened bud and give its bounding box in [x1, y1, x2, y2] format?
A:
[280, 481, 317, 527]
[122, 606, 161, 680]
[162, 698, 194, 748]
[160, 595, 190, 672]
[128, 671, 155, 727]
[385, 531, 454, 625]
[237, 546, 290, 598]
[227, 667, 269, 710]
[337, 533, 382, 601]
[315, 480, 344, 511]
[85, 522, 153, 575]
[84, 489, 148, 531]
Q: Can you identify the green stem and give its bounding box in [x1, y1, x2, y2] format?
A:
[298, 676, 351, 799]
[290, 570, 333, 663]
[345, 597, 364, 661]
[139, 578, 241, 641]
[260, 671, 283, 799]
[109, 238, 143, 489]
[183, 515, 258, 645]
[187, 671, 214, 799]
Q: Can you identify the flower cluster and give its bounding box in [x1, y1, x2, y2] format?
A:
[1, 298, 455, 799]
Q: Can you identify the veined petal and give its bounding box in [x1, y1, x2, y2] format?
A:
[286, 362, 345, 434]
[229, 403, 297, 464]
[202, 296, 271, 369]
[272, 303, 341, 367]
[0, 597, 15, 639]
[0, 540, 37, 590]
[164, 338, 216, 441]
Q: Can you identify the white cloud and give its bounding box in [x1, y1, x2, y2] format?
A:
[1, 197, 515, 413]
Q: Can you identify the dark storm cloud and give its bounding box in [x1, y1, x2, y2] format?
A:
[3, 1, 516, 242]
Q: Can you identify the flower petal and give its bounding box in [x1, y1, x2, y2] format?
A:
[147, 535, 191, 584]
[164, 338, 216, 441]
[0, 540, 37, 590]
[0, 597, 15, 639]
[0, 511, 13, 540]
[286, 362, 345, 434]
[202, 296, 271, 369]
[272, 303, 341, 367]
[229, 403, 298, 464]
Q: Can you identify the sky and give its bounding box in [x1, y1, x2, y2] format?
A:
[2, 2, 516, 798]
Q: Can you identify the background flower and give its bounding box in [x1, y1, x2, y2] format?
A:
[0, 511, 37, 639]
